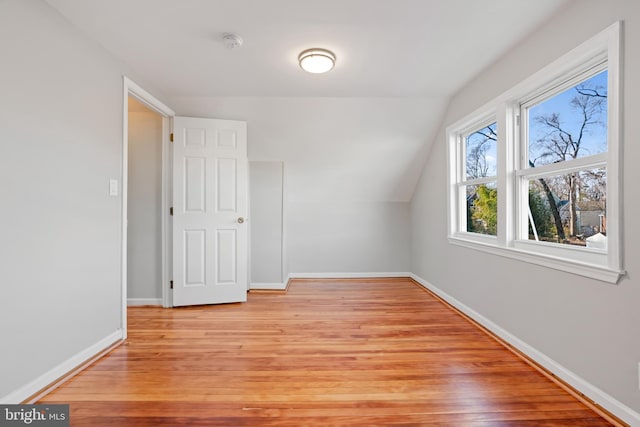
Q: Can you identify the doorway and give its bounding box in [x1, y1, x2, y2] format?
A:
[121, 78, 250, 337]
[121, 77, 175, 339]
[127, 97, 163, 306]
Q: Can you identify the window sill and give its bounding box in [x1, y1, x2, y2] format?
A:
[448, 234, 625, 284]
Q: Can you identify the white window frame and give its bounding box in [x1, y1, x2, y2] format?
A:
[446, 22, 624, 283]
[451, 113, 499, 245]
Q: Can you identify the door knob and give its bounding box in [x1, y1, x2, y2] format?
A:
[237, 217, 246, 224]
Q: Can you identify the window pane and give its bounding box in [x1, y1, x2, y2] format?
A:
[527, 70, 607, 167]
[466, 182, 497, 236]
[527, 168, 606, 246]
[466, 122, 497, 179]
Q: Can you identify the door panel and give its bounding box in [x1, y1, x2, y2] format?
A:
[185, 157, 206, 212]
[184, 229, 206, 287]
[217, 158, 237, 212]
[173, 116, 248, 306]
[216, 229, 237, 284]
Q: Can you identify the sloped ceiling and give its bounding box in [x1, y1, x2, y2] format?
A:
[46, 0, 570, 201]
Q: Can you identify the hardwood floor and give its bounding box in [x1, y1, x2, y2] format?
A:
[40, 278, 614, 426]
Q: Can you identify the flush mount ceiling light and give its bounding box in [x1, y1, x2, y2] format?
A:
[298, 48, 336, 74]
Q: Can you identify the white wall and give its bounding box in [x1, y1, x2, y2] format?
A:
[288, 201, 410, 274]
[127, 107, 163, 302]
[249, 161, 284, 285]
[0, 0, 170, 401]
[170, 97, 418, 275]
[411, 0, 640, 418]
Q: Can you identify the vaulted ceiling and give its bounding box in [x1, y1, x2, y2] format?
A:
[46, 0, 570, 201]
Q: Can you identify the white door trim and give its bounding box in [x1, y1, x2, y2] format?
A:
[122, 76, 175, 339]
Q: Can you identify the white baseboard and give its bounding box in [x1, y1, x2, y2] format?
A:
[127, 298, 162, 306]
[250, 282, 287, 290]
[0, 329, 122, 404]
[409, 273, 640, 427]
[288, 272, 412, 279]
[251, 274, 412, 290]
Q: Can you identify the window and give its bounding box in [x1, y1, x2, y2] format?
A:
[521, 69, 607, 247]
[447, 22, 623, 283]
[463, 122, 498, 236]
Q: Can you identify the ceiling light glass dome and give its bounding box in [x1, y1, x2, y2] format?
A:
[298, 48, 336, 74]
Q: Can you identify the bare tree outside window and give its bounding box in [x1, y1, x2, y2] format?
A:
[527, 70, 608, 244]
[466, 124, 497, 179]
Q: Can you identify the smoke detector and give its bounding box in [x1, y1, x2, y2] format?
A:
[222, 33, 243, 50]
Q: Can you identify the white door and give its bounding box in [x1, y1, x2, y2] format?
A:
[172, 116, 248, 306]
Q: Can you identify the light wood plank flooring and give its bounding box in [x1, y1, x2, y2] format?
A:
[40, 278, 614, 426]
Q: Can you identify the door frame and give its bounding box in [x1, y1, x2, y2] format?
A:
[121, 76, 175, 339]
